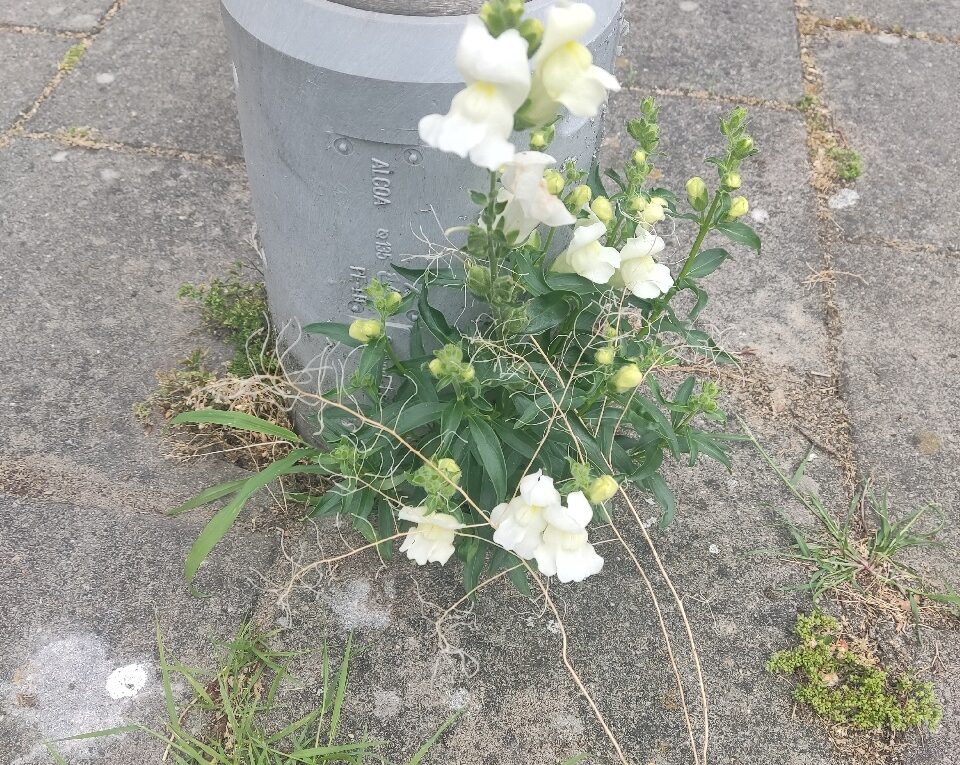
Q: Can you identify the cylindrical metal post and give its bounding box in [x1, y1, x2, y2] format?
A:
[221, 0, 624, 367]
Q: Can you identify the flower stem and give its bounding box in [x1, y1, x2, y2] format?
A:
[384, 339, 408, 374]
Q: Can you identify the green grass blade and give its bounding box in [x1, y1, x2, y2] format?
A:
[404, 711, 461, 765]
[172, 409, 304, 444]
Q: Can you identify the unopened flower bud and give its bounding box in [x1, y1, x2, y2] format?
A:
[632, 148, 647, 165]
[587, 475, 619, 504]
[602, 322, 618, 340]
[529, 131, 548, 150]
[518, 17, 544, 55]
[590, 196, 614, 224]
[543, 169, 565, 196]
[627, 195, 646, 213]
[595, 346, 616, 366]
[728, 195, 749, 219]
[723, 172, 742, 190]
[567, 184, 592, 210]
[685, 176, 708, 211]
[436, 458, 462, 484]
[736, 135, 754, 154]
[428, 358, 445, 377]
[460, 364, 476, 383]
[383, 290, 402, 314]
[641, 198, 665, 225]
[611, 363, 643, 393]
[348, 318, 383, 344]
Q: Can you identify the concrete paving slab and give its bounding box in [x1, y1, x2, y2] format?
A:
[252, 428, 847, 765]
[0, 0, 112, 31]
[814, 33, 960, 247]
[31, 0, 242, 157]
[834, 242, 959, 544]
[807, 0, 960, 38]
[0, 137, 254, 511]
[617, 0, 803, 103]
[833, 242, 960, 762]
[0, 32, 71, 130]
[0, 493, 276, 764]
[603, 94, 830, 375]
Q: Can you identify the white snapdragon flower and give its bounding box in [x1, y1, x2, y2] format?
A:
[534, 491, 603, 583]
[523, 2, 620, 127]
[418, 18, 531, 170]
[398, 505, 464, 566]
[490, 470, 562, 559]
[550, 217, 620, 284]
[498, 151, 576, 240]
[611, 230, 673, 299]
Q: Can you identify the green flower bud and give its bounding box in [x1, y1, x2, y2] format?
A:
[428, 358, 445, 378]
[632, 148, 647, 165]
[586, 475, 619, 504]
[728, 195, 749, 219]
[611, 363, 643, 393]
[527, 229, 542, 250]
[602, 322, 618, 340]
[544, 169, 565, 196]
[466, 263, 491, 296]
[626, 195, 646, 213]
[459, 364, 476, 383]
[590, 196, 614, 224]
[723, 172, 742, 190]
[567, 184, 592, 210]
[518, 17, 544, 55]
[382, 290, 402, 314]
[348, 318, 383, 344]
[529, 131, 548, 150]
[436, 457, 462, 484]
[736, 135, 754, 154]
[685, 176, 708, 212]
[595, 347, 616, 366]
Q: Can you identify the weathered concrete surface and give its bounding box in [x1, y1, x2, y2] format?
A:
[808, 0, 960, 37]
[0, 0, 113, 31]
[617, 0, 803, 103]
[604, 94, 829, 375]
[0, 494, 276, 764]
[0, 32, 70, 129]
[833, 242, 960, 764]
[31, 0, 242, 157]
[0, 138, 254, 509]
[813, 33, 960, 247]
[253, 425, 846, 765]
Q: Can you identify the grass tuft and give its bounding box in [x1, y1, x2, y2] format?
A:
[48, 625, 457, 764]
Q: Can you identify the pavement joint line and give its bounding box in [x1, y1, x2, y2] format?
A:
[0, 0, 127, 150]
[798, 11, 960, 46]
[792, 0, 858, 485]
[842, 234, 960, 258]
[0, 21, 86, 39]
[626, 85, 799, 113]
[21, 129, 245, 168]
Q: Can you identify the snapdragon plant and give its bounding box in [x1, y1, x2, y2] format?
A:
[173, 0, 760, 595]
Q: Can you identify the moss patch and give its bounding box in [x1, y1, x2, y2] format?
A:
[768, 612, 942, 733]
[58, 43, 87, 72]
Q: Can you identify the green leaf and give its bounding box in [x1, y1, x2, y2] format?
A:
[171, 409, 304, 444]
[184, 448, 312, 584]
[418, 289, 457, 344]
[525, 292, 575, 335]
[169, 476, 249, 516]
[404, 712, 462, 765]
[302, 321, 362, 347]
[544, 271, 598, 295]
[685, 247, 730, 279]
[468, 416, 508, 502]
[647, 473, 677, 527]
[393, 401, 444, 433]
[716, 221, 761, 253]
[462, 540, 486, 595]
[585, 162, 607, 198]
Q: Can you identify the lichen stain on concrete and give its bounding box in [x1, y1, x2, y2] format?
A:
[322, 577, 391, 630]
[2, 633, 153, 763]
